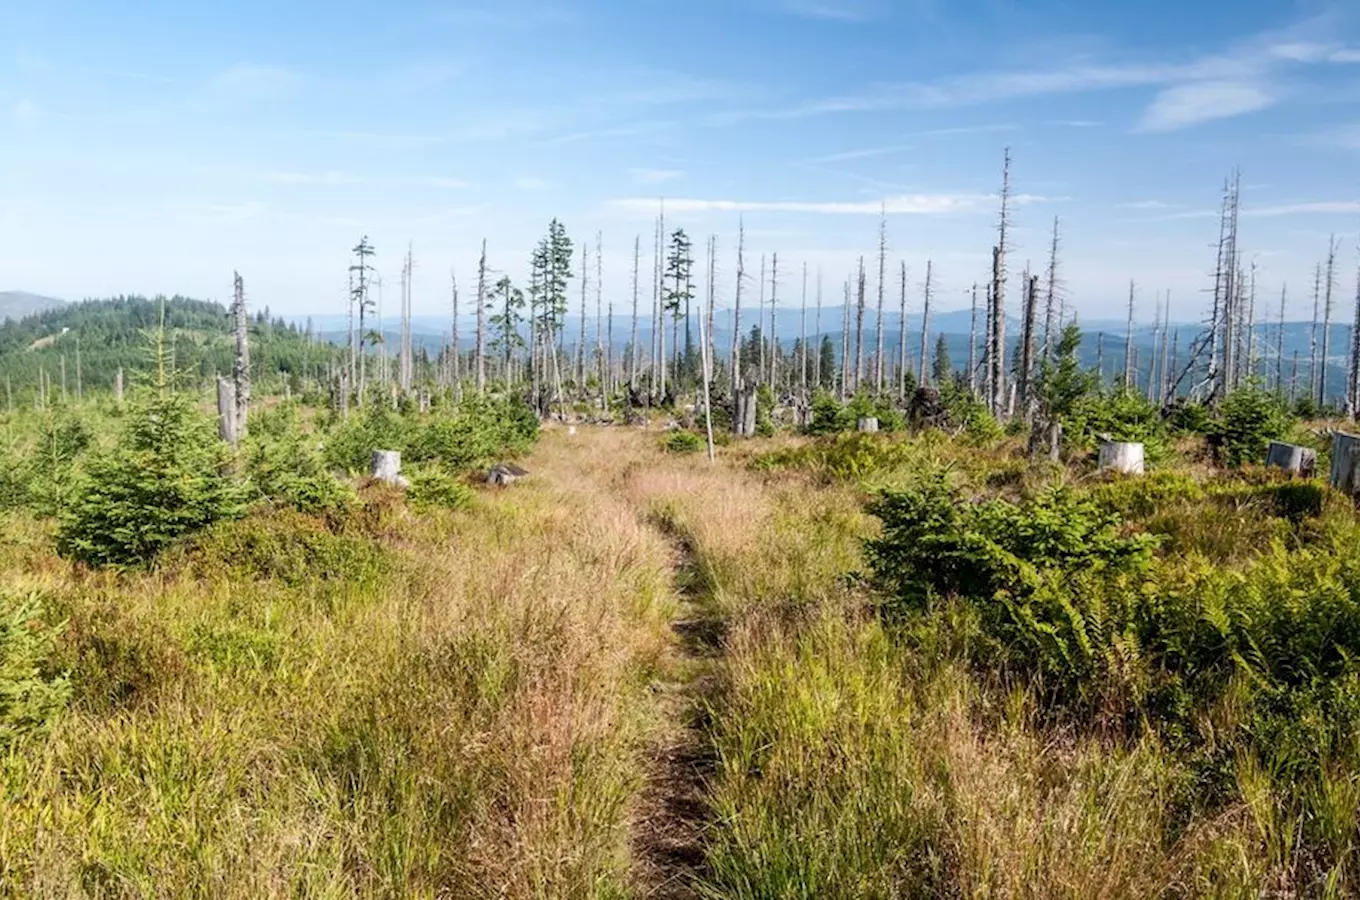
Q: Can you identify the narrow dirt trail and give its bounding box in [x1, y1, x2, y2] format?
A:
[628, 513, 724, 900]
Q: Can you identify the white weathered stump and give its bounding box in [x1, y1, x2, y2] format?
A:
[114, 367, 124, 405]
[1098, 441, 1145, 475]
[1330, 432, 1360, 494]
[567, 425, 578, 436]
[1266, 441, 1317, 477]
[370, 450, 409, 488]
[857, 417, 880, 434]
[216, 377, 239, 445]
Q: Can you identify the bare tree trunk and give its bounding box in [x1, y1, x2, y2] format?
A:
[699, 244, 716, 463]
[800, 261, 808, 396]
[1245, 262, 1258, 385]
[114, 367, 124, 405]
[217, 376, 239, 445]
[577, 242, 589, 391]
[854, 257, 866, 394]
[629, 235, 641, 392]
[400, 245, 414, 393]
[1124, 280, 1136, 389]
[595, 232, 604, 406]
[732, 219, 745, 391]
[990, 149, 1012, 418]
[1311, 264, 1322, 403]
[1350, 265, 1360, 418]
[769, 253, 779, 393]
[969, 283, 979, 396]
[1018, 272, 1038, 420]
[451, 271, 462, 401]
[1159, 297, 1171, 405]
[652, 216, 662, 401]
[898, 261, 909, 400]
[814, 268, 824, 390]
[232, 271, 251, 437]
[875, 206, 887, 394]
[918, 260, 934, 386]
[74, 336, 82, 401]
[707, 236, 717, 389]
[1276, 284, 1287, 393]
[1042, 216, 1060, 364]
[1321, 236, 1338, 408]
[475, 240, 487, 394]
[840, 280, 851, 401]
[757, 254, 766, 388]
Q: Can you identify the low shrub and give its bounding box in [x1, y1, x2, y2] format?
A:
[0, 592, 71, 748]
[182, 509, 388, 587]
[661, 430, 706, 454]
[1210, 386, 1293, 468]
[56, 392, 245, 568]
[405, 465, 475, 510]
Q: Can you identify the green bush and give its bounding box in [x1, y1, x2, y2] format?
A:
[1211, 386, 1293, 468]
[1071, 388, 1169, 462]
[805, 391, 851, 435]
[661, 430, 706, 454]
[0, 592, 71, 748]
[406, 465, 475, 510]
[245, 404, 353, 515]
[57, 392, 245, 567]
[183, 509, 388, 586]
[755, 432, 918, 482]
[323, 404, 410, 473]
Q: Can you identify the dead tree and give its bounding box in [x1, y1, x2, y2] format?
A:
[854, 257, 866, 393]
[451, 270, 462, 399]
[990, 149, 1013, 418]
[217, 377, 238, 445]
[732, 219, 745, 392]
[768, 252, 779, 392]
[400, 244, 414, 393]
[968, 283, 979, 396]
[1276, 284, 1287, 394]
[918, 260, 934, 386]
[630, 236, 641, 391]
[652, 215, 663, 401]
[699, 242, 717, 463]
[898, 261, 909, 400]
[1310, 264, 1322, 402]
[114, 367, 124, 405]
[475, 240, 488, 393]
[1320, 236, 1339, 408]
[799, 261, 809, 395]
[1042, 217, 1061, 364]
[875, 205, 887, 394]
[74, 336, 82, 401]
[1124, 280, 1136, 389]
[1017, 273, 1039, 421]
[231, 271, 251, 438]
[757, 254, 767, 388]
[577, 243, 589, 390]
[840, 279, 851, 401]
[1158, 298, 1172, 405]
[707, 235, 718, 389]
[814, 268, 824, 389]
[1350, 262, 1360, 417]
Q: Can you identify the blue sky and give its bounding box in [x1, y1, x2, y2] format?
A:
[1, 0, 1358, 325]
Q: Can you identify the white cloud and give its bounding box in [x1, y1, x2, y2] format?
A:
[263, 171, 467, 188]
[774, 0, 887, 22]
[13, 98, 37, 127]
[628, 168, 683, 185]
[1136, 81, 1273, 132]
[1118, 200, 1178, 210]
[1332, 49, 1360, 63]
[515, 176, 551, 191]
[1246, 201, 1360, 218]
[609, 192, 1051, 215]
[187, 201, 268, 225]
[211, 64, 304, 100]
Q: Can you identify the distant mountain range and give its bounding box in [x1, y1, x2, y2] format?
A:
[0, 291, 66, 322]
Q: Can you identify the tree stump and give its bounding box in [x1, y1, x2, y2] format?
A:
[370, 450, 409, 488]
[1330, 432, 1360, 494]
[1098, 441, 1144, 475]
[216, 377, 239, 445]
[1266, 441, 1317, 477]
[486, 463, 529, 487]
[733, 389, 758, 437]
[857, 417, 880, 434]
[114, 367, 124, 405]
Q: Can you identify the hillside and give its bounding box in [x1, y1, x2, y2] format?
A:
[0, 295, 335, 399]
[0, 291, 65, 322]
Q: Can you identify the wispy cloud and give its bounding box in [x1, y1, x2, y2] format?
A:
[773, 0, 888, 22]
[263, 170, 467, 188]
[1246, 200, 1360, 218]
[1137, 81, 1273, 132]
[211, 64, 305, 100]
[628, 168, 683, 185]
[515, 176, 551, 191]
[609, 192, 1050, 215]
[1118, 200, 1179, 210]
[186, 201, 269, 225]
[13, 98, 37, 128]
[803, 144, 914, 164]
[714, 23, 1360, 130]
